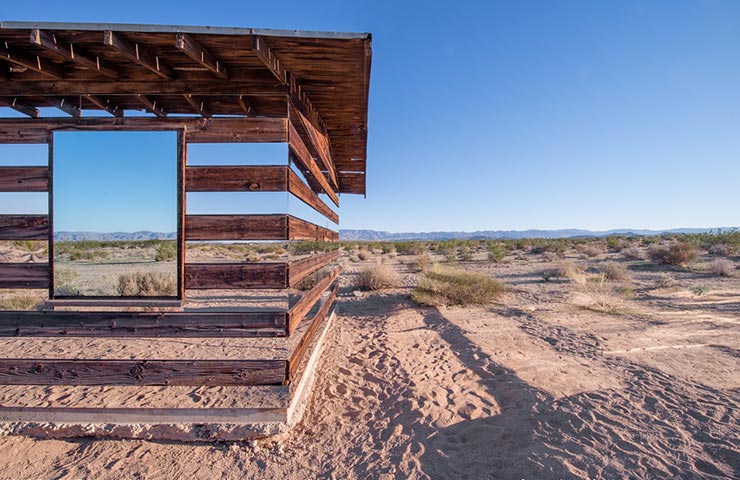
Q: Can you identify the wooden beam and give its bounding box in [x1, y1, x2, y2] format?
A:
[289, 122, 339, 206]
[185, 166, 288, 192]
[0, 118, 288, 144]
[175, 33, 228, 80]
[291, 106, 338, 190]
[0, 311, 287, 337]
[182, 94, 211, 118]
[288, 72, 329, 141]
[0, 215, 48, 240]
[0, 359, 286, 386]
[288, 283, 337, 378]
[0, 263, 50, 289]
[84, 95, 123, 117]
[103, 31, 174, 80]
[289, 250, 341, 287]
[0, 167, 49, 192]
[45, 98, 81, 118]
[237, 95, 257, 116]
[0, 40, 64, 79]
[288, 216, 339, 241]
[289, 268, 339, 333]
[185, 263, 288, 290]
[288, 169, 339, 224]
[252, 36, 286, 83]
[134, 95, 166, 117]
[185, 214, 287, 241]
[0, 97, 39, 118]
[29, 29, 118, 79]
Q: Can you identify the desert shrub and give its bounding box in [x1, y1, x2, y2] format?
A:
[708, 244, 729, 256]
[691, 285, 710, 296]
[69, 249, 109, 261]
[531, 239, 566, 257]
[155, 242, 177, 262]
[606, 236, 625, 252]
[622, 247, 645, 260]
[573, 276, 625, 314]
[289, 241, 337, 255]
[380, 243, 395, 254]
[0, 295, 43, 310]
[578, 244, 603, 258]
[245, 252, 261, 263]
[357, 249, 371, 261]
[54, 268, 80, 295]
[648, 242, 697, 266]
[358, 264, 399, 291]
[599, 262, 629, 281]
[487, 243, 507, 262]
[543, 261, 585, 283]
[394, 242, 426, 256]
[654, 273, 677, 289]
[413, 266, 504, 306]
[708, 258, 735, 277]
[116, 272, 177, 296]
[407, 254, 432, 272]
[458, 246, 473, 261]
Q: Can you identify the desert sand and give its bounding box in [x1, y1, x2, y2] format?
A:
[0, 243, 738, 479]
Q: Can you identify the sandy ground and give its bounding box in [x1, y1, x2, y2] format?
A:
[0, 248, 738, 479]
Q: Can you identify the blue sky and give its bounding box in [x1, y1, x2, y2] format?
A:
[2, 1, 739, 232]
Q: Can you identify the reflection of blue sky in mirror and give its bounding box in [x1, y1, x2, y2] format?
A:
[53, 131, 177, 233]
[188, 143, 288, 166]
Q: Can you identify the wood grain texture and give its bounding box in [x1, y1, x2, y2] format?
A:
[0, 359, 286, 386]
[0, 311, 287, 337]
[0, 167, 49, 192]
[30, 29, 119, 79]
[0, 215, 48, 240]
[288, 283, 337, 378]
[290, 102, 338, 190]
[289, 250, 341, 287]
[288, 170, 339, 224]
[288, 216, 338, 242]
[184, 263, 288, 290]
[289, 121, 339, 206]
[185, 214, 287, 241]
[288, 268, 339, 333]
[0, 263, 50, 288]
[185, 166, 288, 192]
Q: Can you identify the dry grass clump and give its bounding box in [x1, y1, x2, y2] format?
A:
[117, 272, 177, 296]
[406, 254, 432, 272]
[412, 265, 504, 307]
[708, 258, 735, 277]
[0, 295, 43, 311]
[599, 261, 630, 281]
[578, 244, 603, 258]
[357, 249, 371, 261]
[543, 261, 585, 283]
[622, 247, 646, 260]
[654, 272, 677, 289]
[572, 277, 626, 314]
[357, 264, 399, 291]
[648, 241, 697, 266]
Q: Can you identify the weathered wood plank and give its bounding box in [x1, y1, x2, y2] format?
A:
[185, 214, 287, 241]
[290, 102, 338, 190]
[288, 121, 339, 206]
[45, 98, 81, 118]
[289, 268, 339, 333]
[0, 263, 50, 288]
[184, 263, 288, 290]
[288, 283, 337, 378]
[252, 36, 286, 83]
[182, 94, 211, 118]
[83, 95, 124, 117]
[0, 311, 287, 337]
[185, 166, 287, 192]
[0, 215, 48, 240]
[289, 250, 341, 287]
[29, 29, 119, 79]
[0, 41, 64, 79]
[0, 118, 288, 144]
[0, 97, 39, 118]
[103, 31, 174, 79]
[134, 95, 166, 117]
[288, 216, 338, 242]
[0, 359, 286, 386]
[177, 130, 186, 300]
[0, 167, 49, 192]
[288, 169, 338, 224]
[175, 33, 228, 80]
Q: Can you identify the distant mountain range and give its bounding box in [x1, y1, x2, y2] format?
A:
[339, 227, 736, 241]
[54, 231, 176, 241]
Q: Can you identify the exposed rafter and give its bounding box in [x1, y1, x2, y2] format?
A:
[134, 95, 167, 117]
[175, 33, 228, 80]
[0, 97, 39, 118]
[237, 95, 257, 116]
[103, 31, 174, 80]
[252, 36, 286, 83]
[0, 40, 64, 79]
[30, 29, 118, 79]
[46, 98, 81, 117]
[182, 94, 212, 118]
[84, 94, 124, 117]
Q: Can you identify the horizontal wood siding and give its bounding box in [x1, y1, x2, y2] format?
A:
[0, 359, 286, 386]
[185, 214, 287, 241]
[288, 283, 338, 378]
[288, 268, 339, 333]
[0, 215, 49, 240]
[289, 250, 341, 287]
[288, 169, 339, 224]
[288, 216, 338, 242]
[288, 121, 339, 206]
[0, 263, 50, 288]
[184, 263, 288, 289]
[0, 167, 49, 192]
[0, 311, 288, 337]
[185, 166, 287, 192]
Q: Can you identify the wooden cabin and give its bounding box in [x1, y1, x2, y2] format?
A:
[0, 21, 371, 440]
